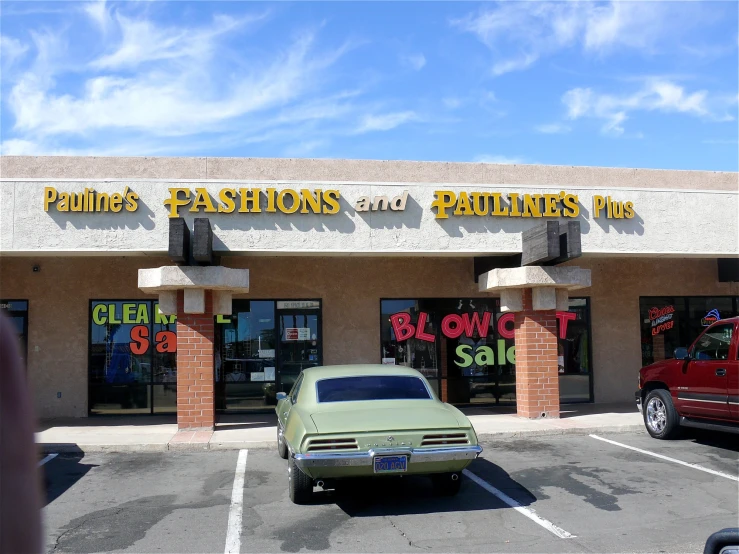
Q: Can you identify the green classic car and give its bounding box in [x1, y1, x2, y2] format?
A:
[275, 364, 483, 504]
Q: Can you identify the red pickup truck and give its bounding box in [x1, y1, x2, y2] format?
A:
[636, 317, 739, 439]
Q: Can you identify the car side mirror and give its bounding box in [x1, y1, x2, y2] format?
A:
[276, 392, 287, 401]
[674, 347, 690, 360]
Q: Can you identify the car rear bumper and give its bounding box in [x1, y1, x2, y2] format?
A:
[293, 445, 483, 474]
[635, 391, 643, 414]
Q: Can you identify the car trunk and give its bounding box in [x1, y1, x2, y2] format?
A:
[309, 401, 461, 433]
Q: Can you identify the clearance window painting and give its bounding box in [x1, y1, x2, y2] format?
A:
[89, 301, 177, 415]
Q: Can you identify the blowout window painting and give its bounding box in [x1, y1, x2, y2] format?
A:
[380, 298, 593, 405]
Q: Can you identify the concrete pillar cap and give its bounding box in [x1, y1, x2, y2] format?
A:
[478, 266, 591, 292]
[138, 266, 249, 293]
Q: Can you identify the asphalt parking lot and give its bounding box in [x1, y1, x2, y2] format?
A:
[42, 429, 738, 554]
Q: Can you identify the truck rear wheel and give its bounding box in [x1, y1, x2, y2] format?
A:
[644, 389, 680, 439]
[288, 455, 314, 504]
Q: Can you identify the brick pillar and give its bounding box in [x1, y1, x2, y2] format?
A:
[440, 338, 448, 402]
[513, 289, 560, 419]
[176, 291, 215, 430]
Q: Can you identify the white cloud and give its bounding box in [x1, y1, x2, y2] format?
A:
[353, 111, 418, 133]
[83, 0, 112, 34]
[443, 97, 462, 109]
[473, 155, 526, 164]
[400, 53, 426, 71]
[452, 2, 714, 76]
[91, 13, 260, 69]
[535, 123, 571, 134]
[562, 79, 731, 135]
[0, 36, 29, 68]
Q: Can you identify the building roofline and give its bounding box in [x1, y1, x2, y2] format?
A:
[1, 155, 737, 191]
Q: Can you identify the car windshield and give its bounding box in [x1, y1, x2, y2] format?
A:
[316, 375, 432, 403]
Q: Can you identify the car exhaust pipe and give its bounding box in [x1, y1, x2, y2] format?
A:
[451, 473, 459, 481]
[316, 480, 325, 488]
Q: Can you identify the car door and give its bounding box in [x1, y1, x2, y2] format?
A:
[728, 323, 739, 420]
[678, 322, 733, 420]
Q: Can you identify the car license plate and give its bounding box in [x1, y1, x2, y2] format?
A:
[374, 455, 407, 473]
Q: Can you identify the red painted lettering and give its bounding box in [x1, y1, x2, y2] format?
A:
[497, 313, 515, 339]
[415, 311, 436, 342]
[390, 313, 416, 341]
[556, 311, 577, 339]
[441, 314, 464, 339]
[129, 325, 149, 355]
[155, 331, 177, 353]
[461, 311, 491, 338]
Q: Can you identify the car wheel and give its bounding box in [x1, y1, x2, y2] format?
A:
[288, 454, 313, 504]
[644, 389, 680, 439]
[431, 472, 462, 496]
[277, 427, 288, 460]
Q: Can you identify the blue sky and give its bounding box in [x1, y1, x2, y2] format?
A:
[1, 1, 737, 170]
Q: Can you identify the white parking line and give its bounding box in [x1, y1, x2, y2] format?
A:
[224, 449, 248, 554]
[38, 453, 58, 467]
[589, 434, 739, 482]
[463, 469, 576, 539]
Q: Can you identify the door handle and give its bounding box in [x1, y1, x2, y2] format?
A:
[715, 368, 726, 377]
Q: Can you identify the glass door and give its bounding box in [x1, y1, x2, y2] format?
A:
[216, 300, 277, 410]
[276, 305, 322, 395]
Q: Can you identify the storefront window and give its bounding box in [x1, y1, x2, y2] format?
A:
[380, 297, 592, 405]
[1, 299, 28, 366]
[89, 300, 176, 415]
[639, 296, 739, 366]
[215, 299, 322, 411]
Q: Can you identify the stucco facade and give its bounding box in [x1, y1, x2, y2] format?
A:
[1, 156, 737, 419]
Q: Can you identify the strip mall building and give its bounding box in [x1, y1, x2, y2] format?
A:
[1, 156, 737, 428]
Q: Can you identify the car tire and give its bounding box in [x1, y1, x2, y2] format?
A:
[643, 389, 681, 439]
[288, 454, 313, 504]
[277, 428, 288, 460]
[431, 472, 462, 496]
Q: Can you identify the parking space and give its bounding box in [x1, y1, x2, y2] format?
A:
[42, 429, 738, 553]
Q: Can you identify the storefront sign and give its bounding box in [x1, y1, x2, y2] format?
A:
[44, 187, 139, 213]
[431, 191, 634, 220]
[701, 309, 720, 326]
[42, 186, 635, 222]
[649, 305, 675, 335]
[284, 327, 310, 341]
[164, 187, 341, 218]
[276, 300, 321, 310]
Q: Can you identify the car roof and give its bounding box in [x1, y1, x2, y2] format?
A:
[301, 364, 424, 379]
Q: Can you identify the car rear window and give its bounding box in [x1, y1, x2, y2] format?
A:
[316, 375, 431, 403]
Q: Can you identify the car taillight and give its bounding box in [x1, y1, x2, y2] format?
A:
[638, 373, 642, 389]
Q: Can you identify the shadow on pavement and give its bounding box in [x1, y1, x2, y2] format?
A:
[43, 447, 98, 506]
[675, 428, 739, 452]
[39, 415, 176, 429]
[315, 457, 535, 516]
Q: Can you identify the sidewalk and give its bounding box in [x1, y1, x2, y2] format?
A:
[36, 403, 644, 454]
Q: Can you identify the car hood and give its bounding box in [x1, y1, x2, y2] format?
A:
[309, 401, 463, 433]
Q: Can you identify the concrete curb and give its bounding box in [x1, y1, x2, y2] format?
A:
[37, 424, 647, 454]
